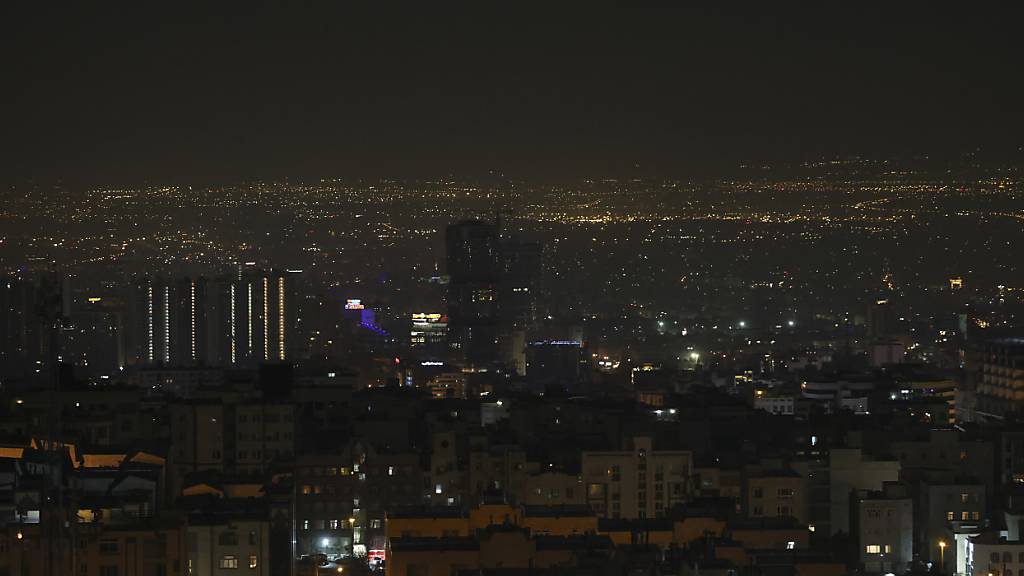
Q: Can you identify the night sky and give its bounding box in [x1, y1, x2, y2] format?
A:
[3, 3, 1022, 184]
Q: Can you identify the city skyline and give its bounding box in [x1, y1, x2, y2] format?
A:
[2, 6, 1023, 576]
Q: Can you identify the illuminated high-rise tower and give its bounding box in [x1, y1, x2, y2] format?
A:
[172, 277, 208, 364]
[213, 265, 299, 365]
[128, 276, 169, 366]
[128, 276, 210, 366]
[127, 267, 301, 367]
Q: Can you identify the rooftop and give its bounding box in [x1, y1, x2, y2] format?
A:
[387, 507, 467, 519]
[523, 505, 594, 518]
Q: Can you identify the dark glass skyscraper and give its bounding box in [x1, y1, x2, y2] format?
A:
[445, 220, 500, 365]
[0, 274, 46, 382]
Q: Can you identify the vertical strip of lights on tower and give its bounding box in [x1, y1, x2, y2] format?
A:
[147, 285, 154, 363]
[190, 281, 197, 361]
[230, 283, 237, 364]
[263, 276, 269, 360]
[163, 286, 170, 364]
[278, 276, 285, 360]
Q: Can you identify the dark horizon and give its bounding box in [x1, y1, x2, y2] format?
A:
[3, 4, 1023, 186]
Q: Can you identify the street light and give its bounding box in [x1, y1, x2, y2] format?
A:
[16, 530, 25, 576]
[938, 540, 947, 568]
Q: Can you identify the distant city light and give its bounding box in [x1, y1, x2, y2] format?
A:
[529, 340, 581, 346]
